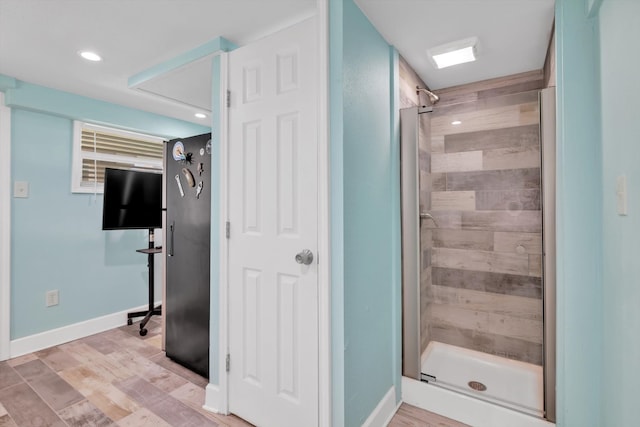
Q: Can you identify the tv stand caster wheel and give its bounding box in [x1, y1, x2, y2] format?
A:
[127, 319, 133, 326]
[139, 328, 147, 337]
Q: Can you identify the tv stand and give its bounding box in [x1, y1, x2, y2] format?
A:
[127, 229, 162, 336]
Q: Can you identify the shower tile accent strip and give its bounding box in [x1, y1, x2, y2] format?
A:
[475, 189, 541, 211]
[431, 267, 542, 299]
[444, 168, 541, 191]
[444, 124, 540, 153]
[425, 70, 545, 366]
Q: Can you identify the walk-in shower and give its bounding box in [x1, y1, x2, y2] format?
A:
[400, 84, 556, 426]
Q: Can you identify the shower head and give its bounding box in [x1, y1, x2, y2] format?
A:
[416, 86, 440, 105]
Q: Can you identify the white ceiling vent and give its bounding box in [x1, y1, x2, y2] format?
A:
[428, 37, 478, 69]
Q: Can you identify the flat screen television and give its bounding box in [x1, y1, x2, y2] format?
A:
[102, 168, 162, 230]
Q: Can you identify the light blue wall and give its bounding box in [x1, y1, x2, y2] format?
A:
[11, 109, 152, 338]
[6, 81, 209, 339]
[599, 0, 640, 424]
[330, 0, 399, 425]
[555, 0, 604, 425]
[4, 79, 208, 139]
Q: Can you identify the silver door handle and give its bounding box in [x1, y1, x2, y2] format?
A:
[295, 249, 314, 265]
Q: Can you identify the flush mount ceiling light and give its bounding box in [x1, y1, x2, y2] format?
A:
[194, 113, 207, 119]
[451, 120, 462, 125]
[428, 37, 478, 69]
[79, 51, 102, 62]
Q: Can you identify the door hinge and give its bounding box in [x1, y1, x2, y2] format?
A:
[225, 221, 230, 239]
[225, 354, 230, 372]
[226, 90, 231, 108]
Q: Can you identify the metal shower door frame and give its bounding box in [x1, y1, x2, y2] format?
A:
[400, 92, 558, 424]
[400, 106, 421, 380]
[540, 86, 557, 423]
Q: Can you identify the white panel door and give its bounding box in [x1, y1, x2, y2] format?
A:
[227, 17, 318, 427]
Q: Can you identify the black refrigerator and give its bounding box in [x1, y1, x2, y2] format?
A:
[164, 133, 211, 378]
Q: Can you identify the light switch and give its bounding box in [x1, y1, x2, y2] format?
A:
[616, 175, 627, 216]
[13, 181, 29, 198]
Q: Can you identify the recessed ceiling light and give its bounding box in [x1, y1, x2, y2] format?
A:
[194, 113, 207, 119]
[79, 51, 102, 62]
[451, 120, 462, 125]
[428, 37, 478, 69]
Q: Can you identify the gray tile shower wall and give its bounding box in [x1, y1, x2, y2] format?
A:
[400, 58, 545, 365]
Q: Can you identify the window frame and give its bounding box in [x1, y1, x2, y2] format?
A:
[71, 121, 164, 194]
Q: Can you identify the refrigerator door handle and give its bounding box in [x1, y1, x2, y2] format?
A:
[169, 221, 175, 256]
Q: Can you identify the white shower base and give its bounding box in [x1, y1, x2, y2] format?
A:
[416, 341, 547, 422]
[421, 341, 543, 417]
[402, 376, 555, 427]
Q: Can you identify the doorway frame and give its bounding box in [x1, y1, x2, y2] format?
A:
[215, 2, 332, 426]
[0, 92, 11, 361]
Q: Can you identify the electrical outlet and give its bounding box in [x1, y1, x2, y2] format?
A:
[46, 290, 59, 307]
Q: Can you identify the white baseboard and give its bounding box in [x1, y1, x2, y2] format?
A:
[9, 301, 161, 358]
[362, 385, 399, 427]
[203, 383, 226, 415]
[402, 377, 555, 427]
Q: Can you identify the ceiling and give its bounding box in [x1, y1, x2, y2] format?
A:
[0, 0, 317, 124]
[355, 0, 555, 90]
[0, 0, 554, 125]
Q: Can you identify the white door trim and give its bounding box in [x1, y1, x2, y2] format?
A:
[316, 0, 332, 426]
[0, 92, 11, 361]
[203, 51, 231, 415]
[217, 50, 230, 414]
[215, 3, 331, 425]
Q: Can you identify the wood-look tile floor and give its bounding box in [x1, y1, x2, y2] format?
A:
[388, 403, 470, 427]
[0, 317, 253, 427]
[0, 317, 466, 427]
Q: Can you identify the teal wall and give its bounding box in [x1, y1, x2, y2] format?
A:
[4, 79, 207, 138]
[330, 0, 399, 425]
[5, 79, 209, 339]
[11, 109, 154, 338]
[555, 0, 604, 425]
[599, 0, 640, 424]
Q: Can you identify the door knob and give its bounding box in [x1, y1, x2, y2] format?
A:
[295, 249, 314, 265]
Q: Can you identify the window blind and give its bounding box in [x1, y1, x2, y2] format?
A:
[72, 122, 164, 193]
